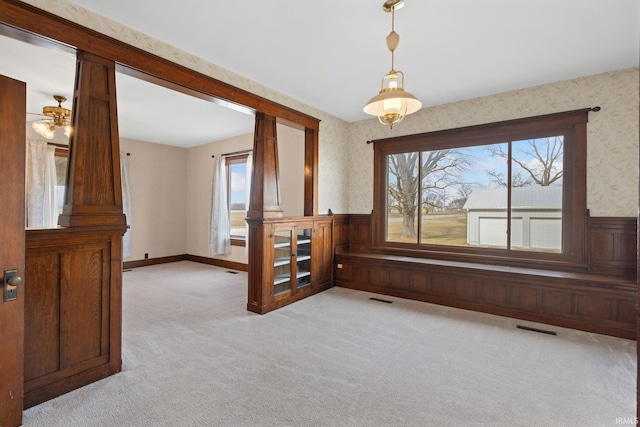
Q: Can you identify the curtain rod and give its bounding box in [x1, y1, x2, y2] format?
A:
[211, 149, 252, 158]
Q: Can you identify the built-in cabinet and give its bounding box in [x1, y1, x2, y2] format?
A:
[273, 225, 313, 295]
[334, 213, 638, 340]
[247, 216, 333, 314]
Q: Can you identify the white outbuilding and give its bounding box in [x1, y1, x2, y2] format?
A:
[463, 186, 562, 250]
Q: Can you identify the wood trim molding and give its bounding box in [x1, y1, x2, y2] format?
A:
[230, 238, 247, 248]
[122, 254, 248, 272]
[0, 0, 320, 130]
[304, 127, 319, 216]
[185, 255, 248, 272]
[123, 255, 188, 270]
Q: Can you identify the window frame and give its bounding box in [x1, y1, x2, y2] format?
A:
[372, 110, 589, 270]
[226, 153, 250, 247]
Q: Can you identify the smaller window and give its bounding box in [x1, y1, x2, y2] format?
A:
[54, 147, 68, 216]
[226, 154, 250, 240]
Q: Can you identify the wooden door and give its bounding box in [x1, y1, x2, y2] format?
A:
[0, 75, 26, 426]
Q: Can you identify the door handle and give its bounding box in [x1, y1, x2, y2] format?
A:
[3, 269, 21, 302]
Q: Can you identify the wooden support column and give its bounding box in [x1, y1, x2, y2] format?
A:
[22, 50, 127, 407]
[58, 51, 126, 228]
[247, 112, 283, 219]
[304, 127, 319, 216]
[247, 112, 280, 313]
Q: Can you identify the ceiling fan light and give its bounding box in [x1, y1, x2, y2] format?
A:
[32, 121, 55, 139]
[31, 95, 72, 139]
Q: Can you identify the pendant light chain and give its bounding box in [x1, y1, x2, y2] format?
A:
[390, 7, 396, 71]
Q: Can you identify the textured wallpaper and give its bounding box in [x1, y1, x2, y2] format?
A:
[348, 68, 640, 216]
[20, 0, 352, 215]
[19, 1, 639, 217]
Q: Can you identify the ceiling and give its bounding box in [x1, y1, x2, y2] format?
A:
[3, 0, 639, 146]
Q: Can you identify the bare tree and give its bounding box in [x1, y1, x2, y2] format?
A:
[486, 137, 563, 187]
[486, 170, 533, 188]
[388, 152, 419, 238]
[447, 183, 477, 211]
[388, 150, 466, 238]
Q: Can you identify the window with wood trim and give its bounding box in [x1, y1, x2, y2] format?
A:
[226, 154, 250, 244]
[373, 110, 589, 268]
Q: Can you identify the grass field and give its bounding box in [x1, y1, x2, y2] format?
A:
[230, 210, 247, 236]
[230, 210, 468, 245]
[387, 213, 468, 245]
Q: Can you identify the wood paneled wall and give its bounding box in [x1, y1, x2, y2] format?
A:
[334, 214, 637, 339]
[589, 217, 637, 279]
[24, 227, 123, 408]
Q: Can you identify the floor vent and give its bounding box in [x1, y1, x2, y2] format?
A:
[516, 325, 557, 336]
[369, 297, 393, 304]
[227, 271, 239, 274]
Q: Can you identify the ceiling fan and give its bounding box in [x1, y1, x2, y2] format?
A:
[28, 95, 72, 139]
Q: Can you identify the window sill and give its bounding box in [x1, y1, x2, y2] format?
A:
[231, 238, 246, 248]
[370, 243, 588, 274]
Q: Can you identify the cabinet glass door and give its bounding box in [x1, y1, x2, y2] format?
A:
[273, 230, 292, 295]
[295, 228, 312, 288]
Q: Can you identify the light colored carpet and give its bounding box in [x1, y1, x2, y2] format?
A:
[23, 261, 636, 426]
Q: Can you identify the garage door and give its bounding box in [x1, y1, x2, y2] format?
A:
[478, 217, 523, 247]
[530, 218, 562, 249]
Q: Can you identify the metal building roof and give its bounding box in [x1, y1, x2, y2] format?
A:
[463, 186, 562, 210]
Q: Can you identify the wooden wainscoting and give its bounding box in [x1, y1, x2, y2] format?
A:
[332, 214, 351, 250]
[348, 214, 374, 253]
[335, 252, 636, 339]
[334, 214, 637, 339]
[589, 217, 637, 279]
[24, 227, 124, 408]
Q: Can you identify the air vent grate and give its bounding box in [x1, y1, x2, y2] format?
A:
[517, 325, 557, 335]
[369, 297, 393, 304]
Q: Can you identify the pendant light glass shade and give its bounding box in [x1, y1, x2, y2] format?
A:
[363, 70, 421, 128]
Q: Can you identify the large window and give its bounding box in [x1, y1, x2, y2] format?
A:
[374, 110, 589, 267]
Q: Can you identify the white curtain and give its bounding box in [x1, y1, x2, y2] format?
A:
[209, 155, 231, 255]
[120, 153, 132, 259]
[244, 152, 253, 253]
[26, 140, 58, 227]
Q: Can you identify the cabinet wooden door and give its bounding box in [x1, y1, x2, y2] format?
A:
[271, 221, 313, 300]
[0, 75, 26, 427]
[312, 219, 333, 286]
